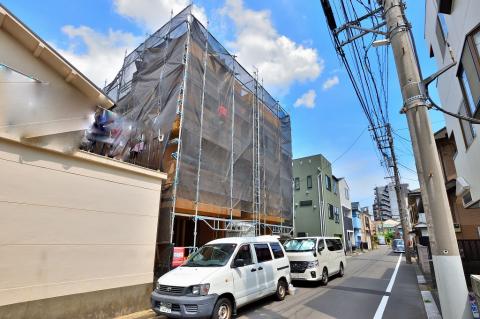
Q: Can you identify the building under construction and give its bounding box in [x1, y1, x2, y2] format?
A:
[83, 7, 293, 264]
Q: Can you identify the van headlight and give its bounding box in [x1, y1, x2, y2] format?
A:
[307, 260, 319, 268]
[191, 283, 210, 296]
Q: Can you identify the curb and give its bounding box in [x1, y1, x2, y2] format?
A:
[114, 310, 161, 319]
[415, 269, 442, 319]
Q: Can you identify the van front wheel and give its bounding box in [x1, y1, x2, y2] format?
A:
[339, 263, 345, 277]
[320, 268, 328, 286]
[275, 279, 287, 301]
[212, 297, 232, 319]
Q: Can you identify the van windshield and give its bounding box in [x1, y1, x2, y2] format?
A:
[182, 244, 237, 267]
[283, 238, 316, 252]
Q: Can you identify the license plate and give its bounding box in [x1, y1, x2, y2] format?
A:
[159, 302, 172, 314]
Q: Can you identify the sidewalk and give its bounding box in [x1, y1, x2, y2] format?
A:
[114, 309, 159, 319]
[412, 257, 442, 319]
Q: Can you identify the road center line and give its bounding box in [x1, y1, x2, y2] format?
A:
[373, 253, 403, 319]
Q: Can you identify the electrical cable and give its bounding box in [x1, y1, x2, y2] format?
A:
[332, 126, 368, 164]
[426, 89, 480, 124]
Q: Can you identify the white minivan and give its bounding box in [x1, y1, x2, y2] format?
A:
[151, 236, 291, 319]
[284, 237, 345, 285]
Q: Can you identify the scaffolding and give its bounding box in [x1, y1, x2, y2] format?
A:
[82, 6, 293, 251]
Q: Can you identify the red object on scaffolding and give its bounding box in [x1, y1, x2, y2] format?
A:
[172, 247, 188, 268]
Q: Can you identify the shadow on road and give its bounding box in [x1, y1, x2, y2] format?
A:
[235, 295, 289, 319]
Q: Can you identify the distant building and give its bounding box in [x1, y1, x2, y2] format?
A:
[373, 183, 409, 221]
[425, 0, 480, 208]
[338, 178, 354, 252]
[293, 155, 343, 238]
[360, 206, 373, 249]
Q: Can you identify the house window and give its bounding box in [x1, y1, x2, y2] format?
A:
[438, 13, 448, 41]
[328, 204, 334, 219]
[458, 26, 480, 118]
[333, 179, 338, 194]
[334, 207, 340, 224]
[325, 176, 332, 191]
[299, 200, 312, 207]
[345, 188, 349, 200]
[435, 15, 447, 57]
[458, 100, 476, 148]
[294, 177, 300, 190]
[307, 175, 312, 189]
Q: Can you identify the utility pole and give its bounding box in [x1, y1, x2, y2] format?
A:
[381, 0, 470, 317]
[386, 124, 411, 264]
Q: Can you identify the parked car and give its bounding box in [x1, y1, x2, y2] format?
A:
[151, 235, 291, 319]
[392, 239, 405, 253]
[284, 237, 345, 285]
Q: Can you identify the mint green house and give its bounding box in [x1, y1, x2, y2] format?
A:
[293, 154, 343, 238]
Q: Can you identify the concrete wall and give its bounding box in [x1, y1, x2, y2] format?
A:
[0, 138, 164, 318]
[338, 178, 351, 216]
[425, 0, 480, 205]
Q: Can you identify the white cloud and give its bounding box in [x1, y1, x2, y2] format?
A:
[221, 0, 323, 92]
[322, 75, 339, 90]
[334, 156, 386, 206]
[294, 89, 316, 108]
[114, 0, 207, 32]
[56, 25, 141, 87]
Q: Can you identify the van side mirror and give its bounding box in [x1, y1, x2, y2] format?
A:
[233, 259, 245, 268]
[313, 251, 317, 257]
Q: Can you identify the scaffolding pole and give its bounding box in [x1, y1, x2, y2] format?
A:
[261, 79, 267, 235]
[192, 22, 209, 249]
[229, 55, 236, 223]
[170, 14, 192, 244]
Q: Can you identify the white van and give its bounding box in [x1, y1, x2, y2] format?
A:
[151, 236, 291, 319]
[284, 237, 345, 285]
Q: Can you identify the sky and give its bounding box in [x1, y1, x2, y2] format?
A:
[2, 0, 447, 207]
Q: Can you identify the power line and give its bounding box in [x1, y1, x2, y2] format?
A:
[331, 126, 368, 164]
[397, 162, 417, 174]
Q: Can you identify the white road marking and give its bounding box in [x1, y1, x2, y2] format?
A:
[372, 253, 403, 319]
[373, 296, 389, 319]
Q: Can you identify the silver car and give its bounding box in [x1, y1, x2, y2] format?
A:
[392, 239, 405, 253]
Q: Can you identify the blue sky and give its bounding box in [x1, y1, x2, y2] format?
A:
[2, 0, 447, 206]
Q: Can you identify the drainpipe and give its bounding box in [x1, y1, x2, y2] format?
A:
[340, 206, 346, 249]
[317, 172, 324, 236]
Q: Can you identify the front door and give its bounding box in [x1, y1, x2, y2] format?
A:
[232, 244, 258, 305]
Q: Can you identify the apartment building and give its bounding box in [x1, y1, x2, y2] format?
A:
[373, 183, 409, 221]
[425, 0, 480, 208]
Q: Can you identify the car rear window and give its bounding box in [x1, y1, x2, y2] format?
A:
[269, 242, 284, 259]
[254, 244, 273, 263]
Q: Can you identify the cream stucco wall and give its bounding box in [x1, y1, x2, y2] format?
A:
[0, 12, 109, 146]
[0, 138, 165, 306]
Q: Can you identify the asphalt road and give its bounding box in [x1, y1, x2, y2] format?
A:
[236, 245, 427, 319]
